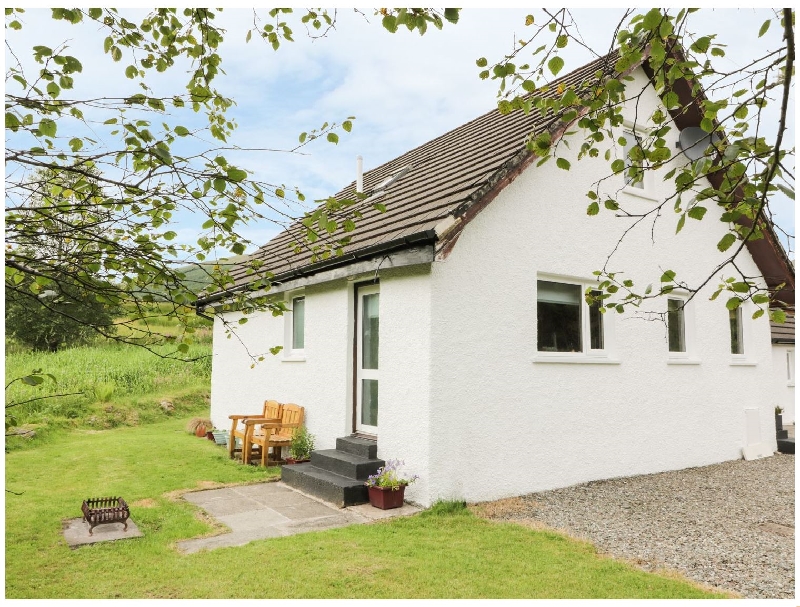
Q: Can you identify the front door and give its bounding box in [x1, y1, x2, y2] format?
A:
[355, 283, 379, 436]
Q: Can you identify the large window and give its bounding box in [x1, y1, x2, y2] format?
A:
[537, 280, 604, 354]
[667, 298, 685, 353]
[729, 307, 744, 355]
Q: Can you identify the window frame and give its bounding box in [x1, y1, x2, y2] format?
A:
[619, 124, 657, 199]
[665, 294, 699, 364]
[534, 275, 617, 365]
[787, 349, 795, 387]
[282, 290, 306, 362]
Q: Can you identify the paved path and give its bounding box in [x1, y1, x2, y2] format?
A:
[176, 482, 419, 554]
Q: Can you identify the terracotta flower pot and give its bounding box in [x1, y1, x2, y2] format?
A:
[367, 485, 406, 510]
[195, 425, 207, 437]
[285, 457, 310, 465]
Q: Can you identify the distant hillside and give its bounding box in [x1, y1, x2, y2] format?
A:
[176, 255, 250, 295]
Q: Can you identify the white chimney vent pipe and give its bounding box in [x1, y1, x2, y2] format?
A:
[356, 155, 363, 194]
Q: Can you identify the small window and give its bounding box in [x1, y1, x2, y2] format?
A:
[667, 298, 685, 353]
[729, 307, 744, 355]
[788, 350, 795, 385]
[292, 296, 305, 350]
[623, 129, 644, 189]
[537, 280, 604, 354]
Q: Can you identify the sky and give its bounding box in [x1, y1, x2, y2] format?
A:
[4, 7, 795, 259]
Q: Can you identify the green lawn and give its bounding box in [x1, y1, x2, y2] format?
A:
[5, 418, 725, 599]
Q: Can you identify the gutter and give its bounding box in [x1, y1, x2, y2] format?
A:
[195, 229, 438, 309]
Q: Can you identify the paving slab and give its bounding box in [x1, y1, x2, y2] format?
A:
[63, 517, 143, 548]
[175, 481, 421, 554]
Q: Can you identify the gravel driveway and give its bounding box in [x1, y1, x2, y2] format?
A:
[475, 453, 794, 599]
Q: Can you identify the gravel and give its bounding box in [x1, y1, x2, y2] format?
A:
[478, 453, 794, 599]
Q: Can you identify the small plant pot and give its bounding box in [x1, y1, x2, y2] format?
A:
[206, 431, 215, 441]
[195, 425, 207, 438]
[285, 457, 310, 465]
[367, 485, 406, 510]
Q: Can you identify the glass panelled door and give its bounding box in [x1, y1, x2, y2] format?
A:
[356, 284, 379, 435]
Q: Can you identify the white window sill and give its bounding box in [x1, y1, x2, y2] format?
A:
[788, 381, 795, 388]
[621, 186, 659, 202]
[282, 354, 306, 363]
[667, 358, 700, 365]
[533, 355, 620, 365]
[729, 359, 757, 367]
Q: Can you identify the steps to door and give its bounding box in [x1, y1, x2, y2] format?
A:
[281, 436, 384, 507]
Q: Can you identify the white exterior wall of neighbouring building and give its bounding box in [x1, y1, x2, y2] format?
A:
[772, 344, 795, 424]
[425, 68, 777, 505]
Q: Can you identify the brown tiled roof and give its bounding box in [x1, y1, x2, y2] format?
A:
[771, 312, 795, 344]
[217, 52, 620, 297]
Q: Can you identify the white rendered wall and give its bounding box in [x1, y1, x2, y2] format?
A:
[209, 265, 433, 504]
[426, 68, 778, 505]
[210, 279, 352, 452]
[772, 344, 795, 424]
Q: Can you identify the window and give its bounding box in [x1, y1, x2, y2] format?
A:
[729, 307, 744, 355]
[292, 296, 305, 350]
[537, 279, 605, 355]
[282, 291, 305, 361]
[623, 129, 644, 190]
[788, 350, 795, 386]
[667, 298, 685, 353]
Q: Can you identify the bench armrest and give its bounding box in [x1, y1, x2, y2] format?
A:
[229, 414, 264, 420]
[243, 417, 282, 426]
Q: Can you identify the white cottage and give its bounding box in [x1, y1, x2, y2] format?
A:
[199, 51, 795, 507]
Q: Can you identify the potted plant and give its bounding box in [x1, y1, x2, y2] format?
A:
[364, 459, 418, 510]
[186, 417, 213, 438]
[286, 426, 315, 464]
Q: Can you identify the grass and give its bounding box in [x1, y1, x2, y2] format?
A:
[5, 417, 725, 599]
[5, 339, 212, 449]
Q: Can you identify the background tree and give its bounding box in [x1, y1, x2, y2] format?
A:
[5, 8, 461, 358]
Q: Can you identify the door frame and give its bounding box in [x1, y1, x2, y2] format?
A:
[352, 280, 379, 437]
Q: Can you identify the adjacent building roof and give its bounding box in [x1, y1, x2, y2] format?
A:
[771, 312, 795, 344]
[198, 47, 794, 307]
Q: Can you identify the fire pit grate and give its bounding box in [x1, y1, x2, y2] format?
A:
[81, 496, 130, 536]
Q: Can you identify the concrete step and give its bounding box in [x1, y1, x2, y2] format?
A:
[311, 449, 384, 480]
[281, 463, 369, 507]
[336, 436, 377, 459]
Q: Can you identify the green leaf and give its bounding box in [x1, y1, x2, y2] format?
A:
[758, 19, 770, 37]
[660, 270, 676, 283]
[556, 157, 571, 171]
[676, 214, 685, 234]
[770, 308, 786, 324]
[382, 15, 397, 33]
[39, 118, 57, 137]
[275, 188, 285, 198]
[731, 282, 750, 293]
[69, 137, 83, 152]
[231, 242, 246, 255]
[717, 233, 736, 252]
[642, 8, 663, 30]
[174, 126, 190, 136]
[443, 8, 459, 23]
[725, 297, 741, 311]
[687, 206, 707, 220]
[299, 132, 307, 143]
[326, 132, 339, 144]
[226, 168, 247, 182]
[690, 36, 711, 53]
[5, 112, 20, 131]
[547, 56, 564, 76]
[342, 120, 352, 133]
[476, 57, 488, 68]
[586, 201, 599, 216]
[752, 308, 765, 319]
[556, 34, 568, 49]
